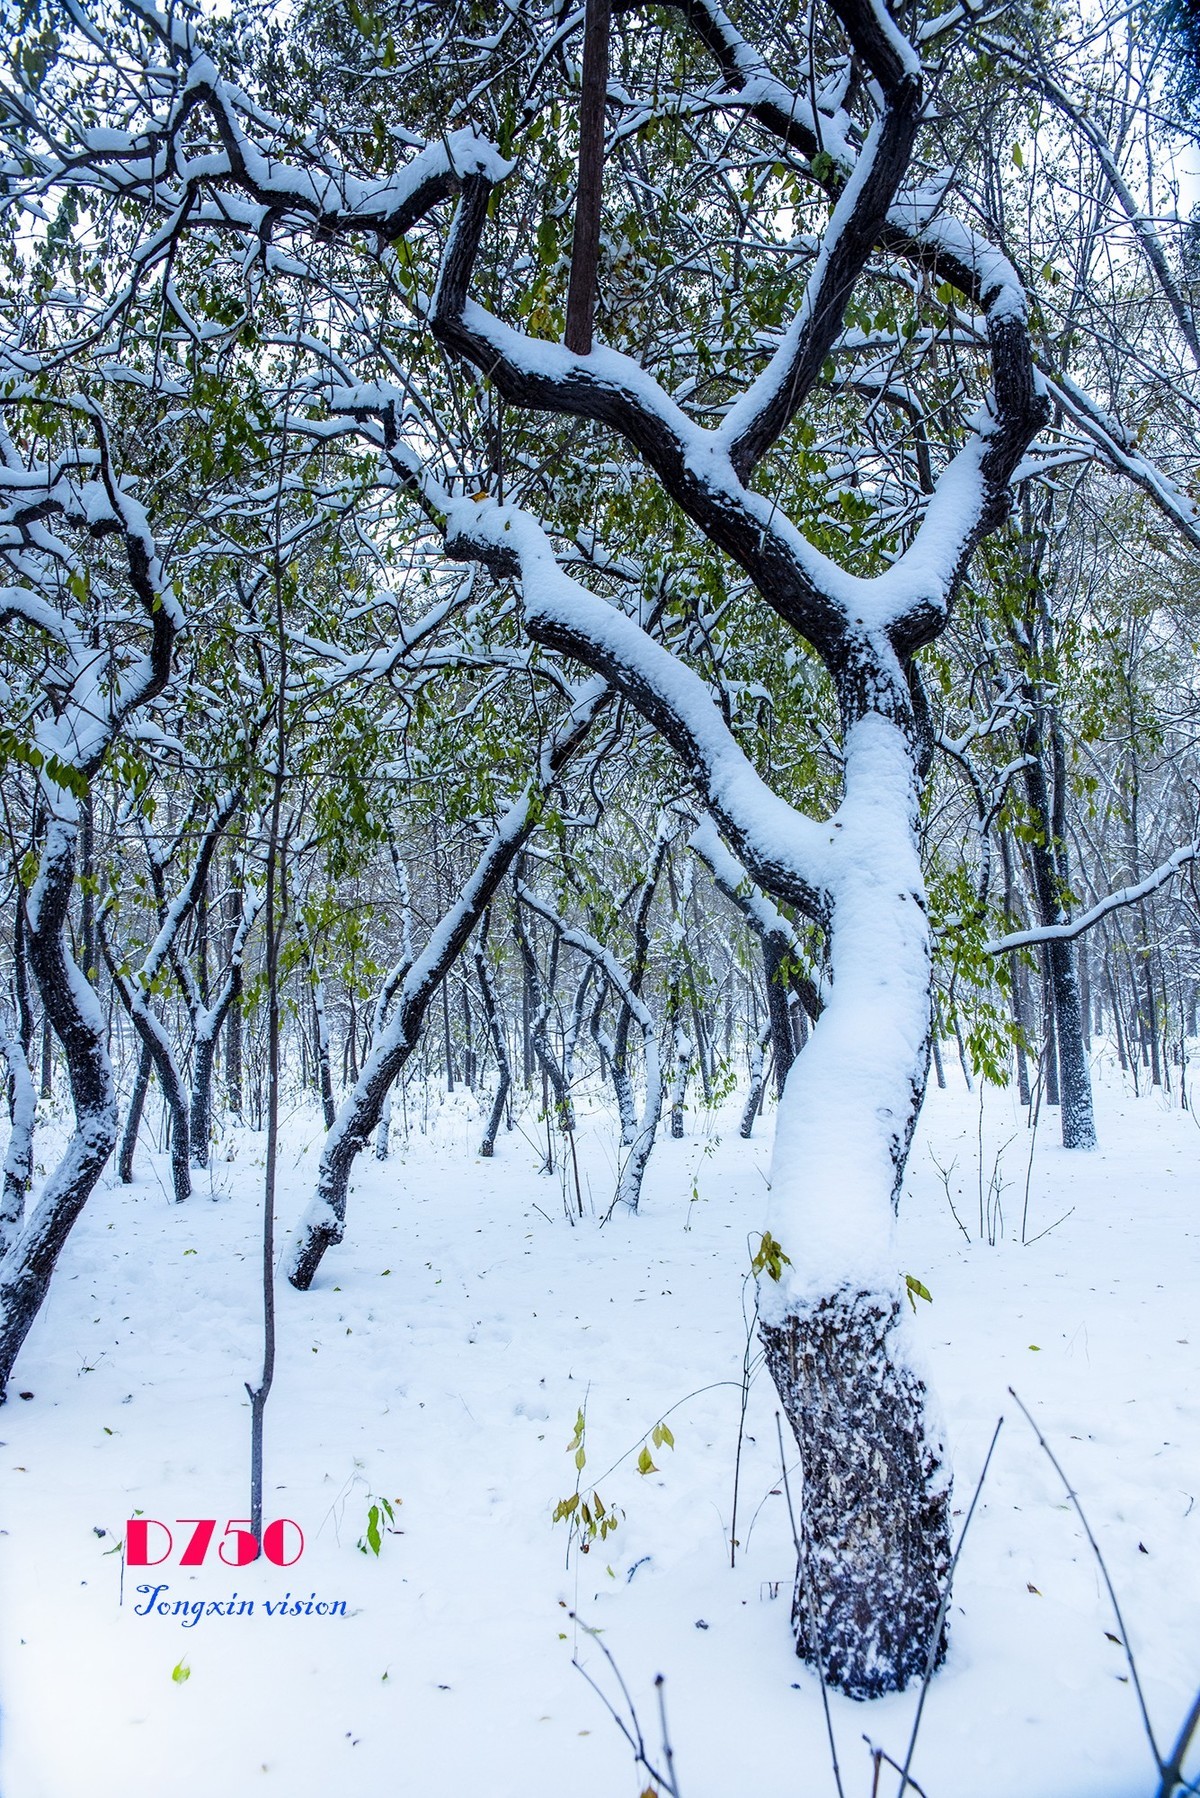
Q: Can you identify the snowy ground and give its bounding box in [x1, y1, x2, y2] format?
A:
[1, 1049, 1198, 1798]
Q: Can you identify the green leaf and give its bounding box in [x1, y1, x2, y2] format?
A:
[905, 1274, 933, 1310]
[751, 1231, 792, 1282]
[171, 1659, 190, 1684]
[636, 1445, 658, 1476]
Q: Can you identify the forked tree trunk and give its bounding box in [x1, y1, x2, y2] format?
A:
[517, 882, 662, 1210]
[514, 893, 574, 1137]
[434, 0, 1046, 1687]
[104, 959, 190, 1203]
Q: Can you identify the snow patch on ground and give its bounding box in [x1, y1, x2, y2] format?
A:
[1, 1054, 1197, 1797]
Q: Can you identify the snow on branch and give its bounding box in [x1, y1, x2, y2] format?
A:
[444, 495, 833, 919]
[688, 815, 826, 1018]
[985, 841, 1200, 954]
[429, 2, 1046, 699]
[1, 6, 507, 261]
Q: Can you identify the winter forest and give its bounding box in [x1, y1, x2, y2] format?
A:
[1, 0, 1199, 1792]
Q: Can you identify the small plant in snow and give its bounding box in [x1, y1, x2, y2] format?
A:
[553, 1406, 622, 1556]
[751, 1231, 791, 1282]
[357, 1495, 401, 1556]
[684, 1138, 717, 1232]
[637, 1421, 675, 1475]
[904, 1274, 933, 1311]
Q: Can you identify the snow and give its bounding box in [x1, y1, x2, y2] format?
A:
[762, 713, 930, 1311]
[1, 1057, 1198, 1798]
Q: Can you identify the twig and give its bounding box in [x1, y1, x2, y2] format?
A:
[865, 1738, 930, 1798]
[895, 1415, 1004, 1797]
[929, 1148, 970, 1242]
[1158, 1687, 1200, 1798]
[1008, 1387, 1163, 1776]
[570, 1613, 680, 1796]
[1020, 1063, 1043, 1241]
[1021, 1204, 1075, 1247]
[730, 1276, 759, 1568]
[776, 1411, 845, 1798]
[656, 1674, 679, 1797]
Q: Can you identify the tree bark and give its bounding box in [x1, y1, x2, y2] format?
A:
[475, 913, 512, 1158]
[118, 1040, 153, 1184]
[0, 819, 119, 1396]
[564, 0, 612, 355]
[1019, 744, 1095, 1146]
[760, 1292, 950, 1697]
[0, 1037, 35, 1258]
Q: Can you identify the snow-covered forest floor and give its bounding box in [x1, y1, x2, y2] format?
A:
[2, 1050, 1198, 1798]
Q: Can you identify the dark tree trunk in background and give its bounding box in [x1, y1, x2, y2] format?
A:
[475, 913, 511, 1157]
[118, 1041, 153, 1183]
[1041, 945, 1060, 1106]
[225, 887, 244, 1121]
[1020, 746, 1094, 1146]
[564, 0, 611, 356]
[764, 940, 796, 1099]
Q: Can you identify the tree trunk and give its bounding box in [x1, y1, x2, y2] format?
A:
[740, 1019, 771, 1137]
[760, 1291, 949, 1696]
[312, 986, 335, 1130]
[515, 893, 574, 1137]
[475, 918, 512, 1158]
[0, 1037, 35, 1258]
[564, 0, 611, 356]
[118, 1041, 152, 1183]
[287, 693, 605, 1288]
[764, 939, 796, 1098]
[190, 1028, 217, 1170]
[754, 723, 951, 1697]
[931, 1027, 946, 1091]
[103, 953, 191, 1203]
[225, 887, 244, 1122]
[1019, 693, 1094, 1147]
[0, 818, 119, 1396]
